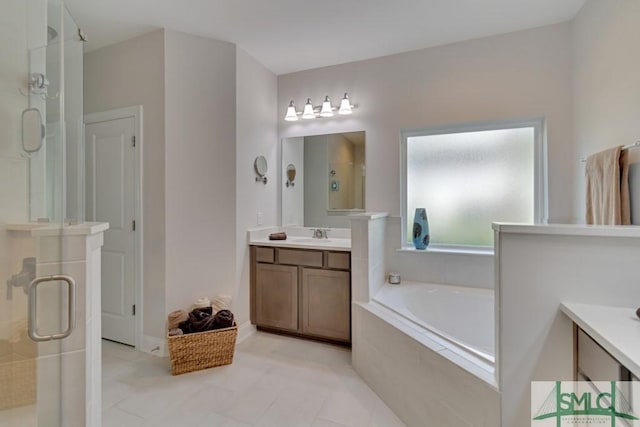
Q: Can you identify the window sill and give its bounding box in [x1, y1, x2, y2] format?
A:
[396, 245, 494, 256]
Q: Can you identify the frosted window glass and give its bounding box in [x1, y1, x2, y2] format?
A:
[406, 127, 534, 247]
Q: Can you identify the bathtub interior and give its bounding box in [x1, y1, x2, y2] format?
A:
[373, 281, 495, 370]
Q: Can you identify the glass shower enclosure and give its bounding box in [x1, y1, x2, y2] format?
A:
[0, 0, 84, 424]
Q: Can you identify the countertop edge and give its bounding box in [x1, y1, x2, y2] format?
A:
[560, 302, 640, 379]
[249, 239, 351, 252]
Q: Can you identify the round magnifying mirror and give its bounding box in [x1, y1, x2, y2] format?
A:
[254, 155, 268, 183]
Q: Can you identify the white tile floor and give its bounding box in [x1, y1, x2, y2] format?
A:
[102, 332, 406, 427]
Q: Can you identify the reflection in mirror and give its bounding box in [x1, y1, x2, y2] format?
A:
[286, 164, 296, 187]
[282, 131, 365, 228]
[21, 108, 44, 153]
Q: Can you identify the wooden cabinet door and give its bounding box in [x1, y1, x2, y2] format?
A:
[255, 263, 299, 331]
[301, 268, 350, 341]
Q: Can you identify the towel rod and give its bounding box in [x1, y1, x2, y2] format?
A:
[579, 140, 640, 163]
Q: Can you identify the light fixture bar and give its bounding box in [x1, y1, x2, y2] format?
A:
[283, 93, 357, 121]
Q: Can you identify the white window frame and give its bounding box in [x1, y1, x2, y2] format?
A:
[400, 117, 548, 251]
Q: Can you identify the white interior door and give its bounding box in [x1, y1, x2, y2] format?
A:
[85, 117, 136, 346]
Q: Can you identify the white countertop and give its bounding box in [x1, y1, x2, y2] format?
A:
[560, 302, 640, 378]
[249, 236, 351, 251]
[493, 222, 640, 238]
[247, 225, 351, 251]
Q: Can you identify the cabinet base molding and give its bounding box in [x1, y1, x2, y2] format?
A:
[256, 326, 351, 347]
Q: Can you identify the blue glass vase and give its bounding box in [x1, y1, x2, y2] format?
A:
[412, 208, 430, 250]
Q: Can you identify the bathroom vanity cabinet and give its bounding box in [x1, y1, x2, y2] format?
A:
[250, 246, 351, 343]
[561, 303, 640, 384]
[575, 327, 632, 382]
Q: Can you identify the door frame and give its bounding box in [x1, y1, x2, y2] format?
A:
[84, 105, 143, 350]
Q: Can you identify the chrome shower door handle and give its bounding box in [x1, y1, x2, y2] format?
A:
[28, 275, 76, 342]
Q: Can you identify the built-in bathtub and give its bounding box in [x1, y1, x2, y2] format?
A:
[352, 280, 500, 426]
[373, 281, 494, 366]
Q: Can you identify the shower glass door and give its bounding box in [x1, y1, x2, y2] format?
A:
[0, 0, 83, 425]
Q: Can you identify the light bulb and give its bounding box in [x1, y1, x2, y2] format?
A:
[338, 92, 352, 115]
[284, 100, 298, 121]
[320, 96, 333, 117]
[302, 98, 315, 119]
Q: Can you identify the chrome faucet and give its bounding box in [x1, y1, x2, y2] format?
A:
[312, 228, 329, 239]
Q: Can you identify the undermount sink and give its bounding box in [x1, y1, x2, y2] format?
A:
[291, 238, 334, 244]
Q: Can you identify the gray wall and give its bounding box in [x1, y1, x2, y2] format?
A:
[84, 29, 167, 339]
[235, 47, 278, 327]
[279, 23, 574, 224]
[280, 23, 572, 287]
[84, 29, 278, 340]
[572, 0, 640, 224]
[163, 30, 237, 321]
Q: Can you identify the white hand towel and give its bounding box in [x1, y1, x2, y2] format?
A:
[193, 296, 211, 309]
[211, 295, 232, 313]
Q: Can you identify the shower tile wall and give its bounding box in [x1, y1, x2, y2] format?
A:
[350, 213, 387, 303]
[0, 225, 106, 426]
[31, 225, 106, 427]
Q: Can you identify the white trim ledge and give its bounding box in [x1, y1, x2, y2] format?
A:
[396, 246, 493, 256]
[492, 222, 640, 238]
[31, 222, 110, 237]
[348, 212, 389, 221]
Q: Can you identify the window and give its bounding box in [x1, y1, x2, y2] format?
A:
[401, 119, 546, 249]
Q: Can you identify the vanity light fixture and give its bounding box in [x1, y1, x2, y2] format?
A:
[302, 98, 315, 119]
[283, 93, 356, 121]
[338, 92, 352, 115]
[284, 100, 298, 121]
[320, 96, 334, 117]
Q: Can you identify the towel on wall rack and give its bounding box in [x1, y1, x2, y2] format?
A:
[585, 145, 630, 225]
[580, 140, 640, 162]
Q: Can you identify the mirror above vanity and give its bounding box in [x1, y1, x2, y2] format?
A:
[282, 131, 365, 228]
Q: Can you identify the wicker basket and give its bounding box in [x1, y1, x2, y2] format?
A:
[167, 324, 237, 375]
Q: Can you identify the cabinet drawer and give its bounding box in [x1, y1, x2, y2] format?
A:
[278, 248, 323, 267]
[578, 329, 622, 381]
[255, 247, 275, 263]
[327, 252, 350, 270]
